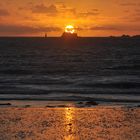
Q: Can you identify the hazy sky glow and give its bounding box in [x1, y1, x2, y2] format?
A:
[0, 0, 140, 36]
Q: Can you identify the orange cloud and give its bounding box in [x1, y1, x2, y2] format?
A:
[31, 4, 58, 15]
[0, 9, 10, 16]
[120, 2, 139, 6]
[78, 11, 100, 18]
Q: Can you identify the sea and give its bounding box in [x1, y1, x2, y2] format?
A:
[0, 37, 140, 105]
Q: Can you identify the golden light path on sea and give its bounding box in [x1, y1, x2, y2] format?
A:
[64, 107, 78, 140]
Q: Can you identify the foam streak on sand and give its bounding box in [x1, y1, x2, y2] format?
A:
[0, 107, 139, 140]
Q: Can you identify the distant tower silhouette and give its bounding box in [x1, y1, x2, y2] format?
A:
[45, 33, 47, 38]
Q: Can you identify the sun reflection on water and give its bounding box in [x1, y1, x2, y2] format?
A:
[64, 107, 78, 140]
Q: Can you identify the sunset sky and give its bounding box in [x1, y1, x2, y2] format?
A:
[0, 0, 140, 37]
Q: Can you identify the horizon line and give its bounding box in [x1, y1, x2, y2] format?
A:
[0, 34, 140, 38]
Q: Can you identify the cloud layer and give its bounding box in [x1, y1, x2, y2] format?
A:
[31, 4, 58, 14]
[0, 24, 61, 34]
[0, 9, 9, 16]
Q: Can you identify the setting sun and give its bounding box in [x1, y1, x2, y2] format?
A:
[65, 25, 75, 34]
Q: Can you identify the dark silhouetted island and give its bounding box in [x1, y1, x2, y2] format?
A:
[61, 32, 78, 38]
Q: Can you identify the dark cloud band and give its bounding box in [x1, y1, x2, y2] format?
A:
[0, 24, 62, 34]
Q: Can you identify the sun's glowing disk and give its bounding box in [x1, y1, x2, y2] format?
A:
[65, 25, 75, 34]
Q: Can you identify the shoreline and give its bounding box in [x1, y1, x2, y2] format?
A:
[0, 100, 139, 108]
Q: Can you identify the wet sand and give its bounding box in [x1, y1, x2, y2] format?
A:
[0, 106, 139, 140]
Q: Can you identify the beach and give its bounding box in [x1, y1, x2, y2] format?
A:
[0, 105, 139, 140]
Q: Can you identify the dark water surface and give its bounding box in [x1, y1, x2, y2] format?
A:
[0, 37, 140, 104]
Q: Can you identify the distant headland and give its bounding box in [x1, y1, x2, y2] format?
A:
[61, 32, 78, 38]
